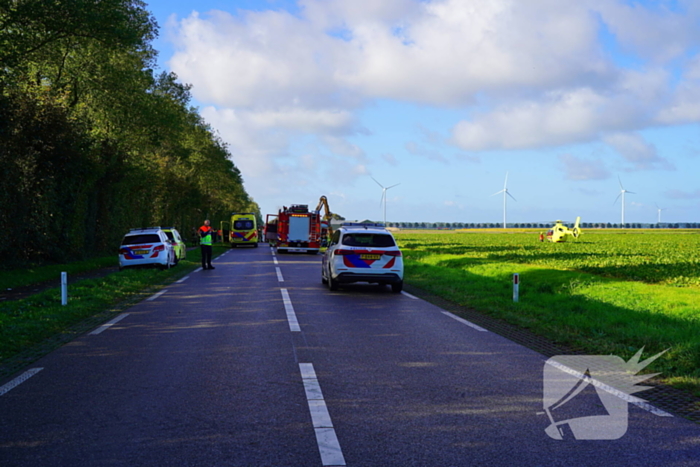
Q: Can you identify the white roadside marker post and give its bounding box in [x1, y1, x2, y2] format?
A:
[513, 273, 519, 302]
[61, 272, 68, 305]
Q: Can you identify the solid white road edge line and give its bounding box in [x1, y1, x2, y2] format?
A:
[146, 289, 168, 301]
[176, 275, 190, 283]
[89, 313, 130, 335]
[441, 311, 488, 332]
[280, 288, 300, 332]
[299, 363, 346, 466]
[545, 359, 672, 417]
[276, 267, 284, 282]
[0, 368, 43, 397]
[401, 291, 418, 299]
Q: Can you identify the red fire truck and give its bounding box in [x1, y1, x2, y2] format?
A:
[266, 197, 333, 254]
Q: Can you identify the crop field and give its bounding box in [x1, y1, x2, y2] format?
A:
[395, 229, 700, 394]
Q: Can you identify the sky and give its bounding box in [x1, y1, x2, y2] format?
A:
[145, 0, 700, 225]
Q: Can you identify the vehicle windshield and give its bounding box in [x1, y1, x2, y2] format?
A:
[234, 220, 255, 230]
[122, 234, 161, 245]
[163, 231, 174, 241]
[341, 233, 395, 247]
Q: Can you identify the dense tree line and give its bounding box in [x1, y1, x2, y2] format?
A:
[0, 1, 257, 266]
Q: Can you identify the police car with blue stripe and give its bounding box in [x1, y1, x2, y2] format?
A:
[321, 223, 404, 293]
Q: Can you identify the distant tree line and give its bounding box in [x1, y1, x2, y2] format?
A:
[385, 222, 699, 229]
[0, 1, 257, 267]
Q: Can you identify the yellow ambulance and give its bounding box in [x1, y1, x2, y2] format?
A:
[229, 213, 258, 247]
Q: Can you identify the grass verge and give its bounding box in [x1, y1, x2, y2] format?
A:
[0, 256, 117, 290]
[0, 245, 227, 364]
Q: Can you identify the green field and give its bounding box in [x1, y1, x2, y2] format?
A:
[396, 229, 700, 394]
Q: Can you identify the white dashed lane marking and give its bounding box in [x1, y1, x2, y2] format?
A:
[90, 313, 130, 335]
[0, 368, 43, 396]
[544, 359, 672, 417]
[299, 363, 346, 466]
[276, 267, 284, 282]
[441, 311, 488, 332]
[146, 290, 168, 301]
[280, 288, 300, 332]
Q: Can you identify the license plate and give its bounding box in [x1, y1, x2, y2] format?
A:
[360, 254, 381, 260]
[133, 250, 149, 255]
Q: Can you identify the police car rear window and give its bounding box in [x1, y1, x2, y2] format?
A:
[341, 233, 395, 247]
[122, 234, 161, 245]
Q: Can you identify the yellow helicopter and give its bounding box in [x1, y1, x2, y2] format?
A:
[540, 217, 582, 243]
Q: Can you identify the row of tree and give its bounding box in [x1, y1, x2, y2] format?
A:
[0, 1, 257, 267]
[385, 222, 699, 229]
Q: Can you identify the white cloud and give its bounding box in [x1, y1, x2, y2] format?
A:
[559, 154, 610, 181]
[665, 188, 700, 200]
[451, 88, 609, 150]
[658, 53, 700, 124]
[592, 0, 700, 63]
[405, 141, 447, 163]
[320, 135, 367, 159]
[450, 68, 679, 151]
[169, 0, 615, 109]
[382, 152, 399, 166]
[164, 0, 700, 215]
[169, 9, 348, 109]
[603, 132, 675, 171]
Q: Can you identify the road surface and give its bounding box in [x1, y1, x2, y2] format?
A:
[1, 246, 699, 466]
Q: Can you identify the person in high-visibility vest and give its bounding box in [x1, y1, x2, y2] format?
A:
[199, 219, 215, 270]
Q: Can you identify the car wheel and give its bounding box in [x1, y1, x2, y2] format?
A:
[391, 281, 403, 293]
[328, 268, 338, 291]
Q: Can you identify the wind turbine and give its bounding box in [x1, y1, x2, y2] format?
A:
[371, 176, 400, 226]
[655, 204, 665, 224]
[613, 176, 635, 226]
[491, 172, 516, 228]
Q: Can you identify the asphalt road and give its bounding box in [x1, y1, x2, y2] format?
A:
[1, 245, 699, 466]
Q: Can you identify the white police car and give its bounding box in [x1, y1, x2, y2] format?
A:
[321, 223, 404, 293]
[119, 227, 177, 270]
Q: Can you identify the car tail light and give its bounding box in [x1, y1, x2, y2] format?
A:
[152, 245, 165, 253]
[334, 249, 354, 256]
[119, 248, 129, 255]
[384, 251, 402, 257]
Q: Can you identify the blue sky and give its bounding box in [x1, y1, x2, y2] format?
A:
[146, 0, 700, 225]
